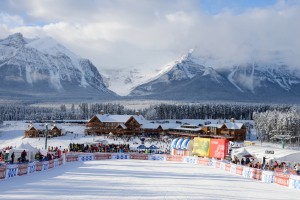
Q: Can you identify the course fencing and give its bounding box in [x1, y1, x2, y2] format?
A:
[1, 152, 299, 191]
[0, 157, 64, 180]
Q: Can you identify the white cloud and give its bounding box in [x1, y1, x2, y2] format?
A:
[0, 13, 24, 26]
[0, 0, 299, 74]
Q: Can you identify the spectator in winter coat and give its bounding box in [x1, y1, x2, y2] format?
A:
[21, 150, 27, 162]
[295, 163, 300, 175]
[11, 152, 15, 163]
[241, 158, 245, 165]
[245, 157, 250, 165]
[273, 161, 279, 168]
[262, 157, 266, 168]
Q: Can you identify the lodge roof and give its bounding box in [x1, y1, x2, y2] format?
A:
[205, 123, 224, 128]
[224, 122, 245, 129]
[94, 114, 147, 124]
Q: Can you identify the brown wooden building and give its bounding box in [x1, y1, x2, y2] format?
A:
[86, 114, 246, 141]
[24, 124, 39, 138]
[24, 123, 62, 138]
[202, 119, 246, 141]
[49, 124, 63, 137]
[86, 114, 158, 136]
[168, 124, 204, 138]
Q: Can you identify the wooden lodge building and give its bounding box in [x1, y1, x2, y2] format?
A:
[85, 114, 246, 141]
[24, 123, 62, 138]
[23, 115, 246, 141]
[168, 124, 204, 137]
[201, 119, 247, 141]
[85, 113, 164, 136]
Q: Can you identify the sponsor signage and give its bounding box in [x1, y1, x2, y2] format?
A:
[265, 150, 274, 154]
[209, 139, 228, 159]
[192, 137, 211, 157]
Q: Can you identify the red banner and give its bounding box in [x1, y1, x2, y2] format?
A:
[66, 155, 78, 162]
[94, 154, 111, 160]
[49, 160, 54, 169]
[36, 162, 43, 171]
[274, 173, 290, 187]
[236, 166, 243, 175]
[251, 169, 262, 180]
[130, 154, 148, 160]
[0, 166, 6, 179]
[18, 164, 28, 176]
[166, 155, 183, 162]
[197, 157, 210, 166]
[225, 164, 231, 172]
[209, 139, 228, 159]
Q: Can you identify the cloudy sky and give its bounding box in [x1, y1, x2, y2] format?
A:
[0, 0, 299, 74]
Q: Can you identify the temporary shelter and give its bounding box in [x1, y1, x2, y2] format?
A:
[137, 144, 148, 149]
[170, 138, 194, 156]
[231, 147, 252, 161]
[245, 145, 300, 163]
[7, 143, 39, 162]
[149, 145, 159, 150]
[232, 146, 300, 163]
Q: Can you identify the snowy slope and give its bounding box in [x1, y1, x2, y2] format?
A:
[1, 159, 299, 199]
[101, 68, 149, 96]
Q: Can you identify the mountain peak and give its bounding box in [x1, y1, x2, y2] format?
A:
[0, 32, 26, 47]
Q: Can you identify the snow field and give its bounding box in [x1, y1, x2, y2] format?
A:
[0, 159, 299, 200]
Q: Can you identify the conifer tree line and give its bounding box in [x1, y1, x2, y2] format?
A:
[253, 106, 300, 144]
[0, 102, 293, 122]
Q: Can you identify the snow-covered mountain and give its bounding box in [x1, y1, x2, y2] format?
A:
[0, 33, 117, 102]
[101, 68, 148, 96]
[130, 51, 300, 103]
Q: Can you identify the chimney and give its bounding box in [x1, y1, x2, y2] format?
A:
[135, 110, 140, 115]
[100, 110, 104, 115]
[230, 118, 235, 123]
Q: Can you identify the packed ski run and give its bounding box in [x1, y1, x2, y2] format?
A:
[1, 159, 300, 200]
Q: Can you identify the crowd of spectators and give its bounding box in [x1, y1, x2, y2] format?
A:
[231, 155, 300, 175]
[68, 143, 130, 153]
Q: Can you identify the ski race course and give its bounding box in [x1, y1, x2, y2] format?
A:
[0, 159, 299, 200]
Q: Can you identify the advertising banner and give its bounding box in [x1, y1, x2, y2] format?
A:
[0, 166, 6, 179]
[130, 154, 149, 160]
[261, 171, 275, 183]
[192, 137, 210, 157]
[289, 175, 300, 190]
[236, 165, 243, 175]
[166, 155, 183, 162]
[275, 173, 290, 187]
[18, 164, 28, 176]
[209, 139, 228, 159]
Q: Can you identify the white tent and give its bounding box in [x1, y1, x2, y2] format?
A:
[231, 147, 252, 160]
[244, 146, 300, 163]
[9, 143, 39, 162]
[17, 143, 39, 153]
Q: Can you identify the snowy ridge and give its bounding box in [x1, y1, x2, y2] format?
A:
[0, 33, 116, 100]
[130, 50, 300, 103]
